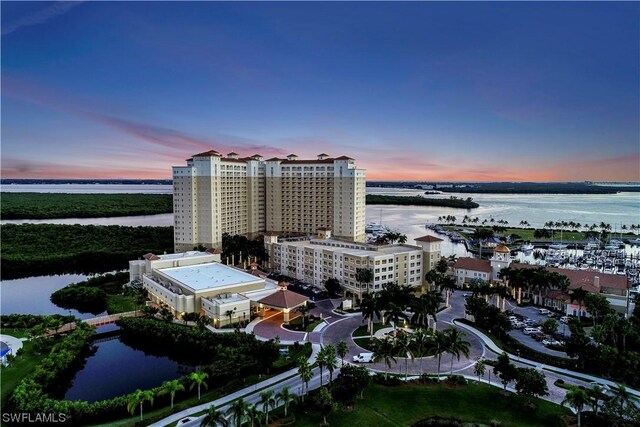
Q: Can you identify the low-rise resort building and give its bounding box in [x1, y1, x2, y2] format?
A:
[129, 251, 308, 327]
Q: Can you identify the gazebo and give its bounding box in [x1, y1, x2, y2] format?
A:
[257, 285, 309, 323]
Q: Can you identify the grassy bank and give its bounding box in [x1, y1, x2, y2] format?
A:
[1, 224, 174, 280]
[367, 195, 479, 209]
[1, 193, 173, 220]
[294, 382, 570, 427]
[0, 341, 39, 409]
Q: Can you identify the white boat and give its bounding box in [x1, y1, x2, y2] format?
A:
[549, 243, 568, 250]
[520, 243, 534, 251]
[629, 238, 640, 246]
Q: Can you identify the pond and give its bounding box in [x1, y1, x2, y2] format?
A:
[64, 332, 194, 402]
[0, 274, 100, 320]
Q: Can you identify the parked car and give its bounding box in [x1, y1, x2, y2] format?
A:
[352, 353, 374, 363]
[560, 316, 569, 324]
[538, 308, 550, 315]
[543, 339, 562, 346]
[511, 321, 525, 329]
[523, 327, 539, 335]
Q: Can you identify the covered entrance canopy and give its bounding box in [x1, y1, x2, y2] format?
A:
[257, 288, 309, 323]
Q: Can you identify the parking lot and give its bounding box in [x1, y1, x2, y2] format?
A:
[505, 302, 572, 358]
[266, 274, 331, 301]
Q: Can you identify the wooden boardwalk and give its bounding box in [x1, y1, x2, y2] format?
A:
[48, 311, 143, 335]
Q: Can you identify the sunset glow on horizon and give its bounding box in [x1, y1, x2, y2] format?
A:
[2, 2, 639, 182]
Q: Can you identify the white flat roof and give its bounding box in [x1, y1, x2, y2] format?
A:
[155, 251, 210, 260]
[280, 239, 420, 257]
[160, 263, 260, 292]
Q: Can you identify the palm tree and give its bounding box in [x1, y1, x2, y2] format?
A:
[127, 389, 154, 421]
[259, 390, 276, 424]
[412, 328, 430, 374]
[439, 276, 457, 308]
[372, 336, 397, 380]
[395, 332, 414, 380]
[562, 386, 589, 427]
[245, 404, 263, 427]
[586, 384, 605, 416]
[494, 284, 510, 312]
[189, 371, 209, 400]
[474, 358, 486, 382]
[196, 314, 212, 331]
[296, 304, 311, 328]
[323, 344, 339, 384]
[226, 398, 249, 427]
[411, 291, 442, 329]
[336, 340, 348, 367]
[445, 328, 470, 374]
[609, 383, 640, 416]
[224, 309, 234, 327]
[277, 386, 297, 418]
[201, 404, 229, 427]
[355, 268, 374, 302]
[360, 292, 380, 337]
[432, 330, 449, 379]
[317, 346, 327, 387]
[159, 379, 185, 409]
[383, 302, 408, 335]
[297, 358, 313, 400]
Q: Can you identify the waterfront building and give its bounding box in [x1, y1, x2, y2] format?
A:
[129, 251, 308, 327]
[414, 235, 443, 271]
[173, 150, 365, 251]
[452, 244, 632, 316]
[264, 232, 440, 299]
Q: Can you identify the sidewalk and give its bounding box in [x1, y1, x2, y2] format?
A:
[453, 319, 640, 397]
[150, 343, 321, 427]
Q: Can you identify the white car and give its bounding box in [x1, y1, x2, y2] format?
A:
[538, 308, 550, 315]
[523, 327, 539, 335]
[352, 353, 374, 363]
[560, 316, 569, 324]
[543, 339, 561, 346]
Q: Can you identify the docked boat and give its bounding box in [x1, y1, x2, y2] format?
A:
[629, 238, 640, 246]
[549, 243, 568, 250]
[520, 243, 534, 252]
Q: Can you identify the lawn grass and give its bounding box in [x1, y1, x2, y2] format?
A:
[352, 322, 390, 337]
[106, 294, 137, 314]
[0, 341, 39, 408]
[0, 328, 31, 339]
[293, 382, 570, 427]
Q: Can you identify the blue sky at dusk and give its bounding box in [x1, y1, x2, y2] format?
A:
[2, 1, 639, 181]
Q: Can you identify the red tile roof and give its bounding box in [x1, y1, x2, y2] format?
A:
[143, 253, 160, 261]
[258, 289, 308, 309]
[453, 257, 492, 273]
[510, 263, 630, 291]
[206, 248, 223, 254]
[193, 150, 221, 157]
[415, 235, 443, 243]
[280, 159, 335, 164]
[334, 155, 354, 160]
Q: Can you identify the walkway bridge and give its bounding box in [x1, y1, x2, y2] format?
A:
[48, 311, 143, 335]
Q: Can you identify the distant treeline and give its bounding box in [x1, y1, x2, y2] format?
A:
[1, 224, 174, 280]
[1, 179, 172, 185]
[367, 181, 640, 194]
[366, 194, 479, 209]
[1, 193, 173, 220]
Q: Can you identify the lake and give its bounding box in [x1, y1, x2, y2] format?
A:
[64, 333, 192, 402]
[0, 274, 100, 320]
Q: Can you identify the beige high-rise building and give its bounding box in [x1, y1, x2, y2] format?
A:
[173, 150, 365, 251]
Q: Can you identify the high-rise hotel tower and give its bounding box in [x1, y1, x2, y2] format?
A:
[173, 150, 366, 251]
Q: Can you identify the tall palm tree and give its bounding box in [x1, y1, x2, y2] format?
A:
[189, 371, 209, 400]
[296, 304, 311, 328]
[609, 383, 640, 415]
[127, 389, 154, 421]
[372, 336, 397, 380]
[561, 386, 589, 427]
[323, 344, 339, 384]
[201, 404, 229, 427]
[395, 332, 414, 380]
[410, 291, 442, 329]
[412, 328, 430, 374]
[245, 404, 263, 427]
[360, 292, 380, 338]
[226, 398, 249, 427]
[336, 340, 348, 367]
[259, 390, 276, 424]
[196, 314, 212, 331]
[445, 328, 470, 374]
[355, 268, 374, 303]
[159, 379, 185, 409]
[383, 302, 408, 335]
[440, 276, 457, 308]
[224, 309, 234, 327]
[432, 330, 449, 379]
[277, 386, 297, 418]
[317, 346, 327, 387]
[493, 284, 510, 312]
[297, 358, 313, 400]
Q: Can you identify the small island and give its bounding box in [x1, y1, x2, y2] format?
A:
[366, 194, 479, 209]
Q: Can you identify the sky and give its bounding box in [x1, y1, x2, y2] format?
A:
[2, 1, 639, 182]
